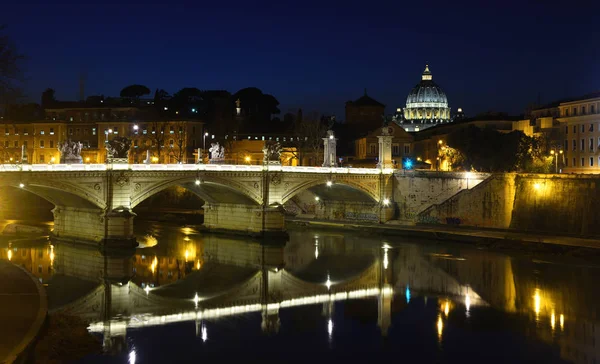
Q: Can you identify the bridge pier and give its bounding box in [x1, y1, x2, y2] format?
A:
[203, 203, 286, 237]
[52, 206, 137, 248]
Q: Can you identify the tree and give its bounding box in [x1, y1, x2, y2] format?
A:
[143, 120, 169, 162]
[168, 121, 188, 163]
[289, 111, 328, 166]
[446, 125, 542, 172]
[120, 84, 151, 100]
[232, 87, 281, 132]
[0, 26, 25, 106]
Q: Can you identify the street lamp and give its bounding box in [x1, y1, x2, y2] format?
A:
[105, 128, 113, 142]
[133, 124, 139, 133]
[203, 132, 209, 161]
[551, 149, 563, 174]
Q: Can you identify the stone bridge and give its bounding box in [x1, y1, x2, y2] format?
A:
[0, 164, 394, 245]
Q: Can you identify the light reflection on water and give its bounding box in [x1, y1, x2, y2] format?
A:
[1, 222, 600, 363]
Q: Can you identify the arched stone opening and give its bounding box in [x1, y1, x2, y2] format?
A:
[283, 182, 384, 223]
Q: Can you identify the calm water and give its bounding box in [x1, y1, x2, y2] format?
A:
[2, 221, 600, 363]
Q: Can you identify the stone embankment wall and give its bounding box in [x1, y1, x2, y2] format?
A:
[394, 171, 489, 222]
[418, 173, 600, 236]
[417, 174, 516, 228]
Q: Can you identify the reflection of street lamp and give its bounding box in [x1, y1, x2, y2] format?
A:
[437, 140, 443, 171]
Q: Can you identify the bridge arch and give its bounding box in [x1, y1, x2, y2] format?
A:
[0, 178, 106, 210]
[280, 178, 379, 205]
[130, 175, 262, 209]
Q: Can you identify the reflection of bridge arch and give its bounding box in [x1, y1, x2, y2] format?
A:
[130, 175, 261, 208]
[281, 178, 379, 204]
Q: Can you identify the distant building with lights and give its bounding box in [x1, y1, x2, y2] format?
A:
[513, 91, 600, 173]
[0, 105, 204, 164]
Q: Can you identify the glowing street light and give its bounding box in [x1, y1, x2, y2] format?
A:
[326, 181, 333, 187]
[195, 179, 201, 185]
[19, 183, 24, 188]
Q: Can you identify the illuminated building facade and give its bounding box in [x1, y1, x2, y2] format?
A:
[513, 92, 600, 173]
[0, 106, 204, 164]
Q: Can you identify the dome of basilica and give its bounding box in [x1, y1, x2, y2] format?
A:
[403, 65, 451, 123]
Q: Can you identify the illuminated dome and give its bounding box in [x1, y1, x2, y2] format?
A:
[403, 65, 451, 125]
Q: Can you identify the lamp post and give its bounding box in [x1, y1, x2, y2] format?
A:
[105, 128, 113, 143]
[550, 149, 563, 174]
[203, 132, 208, 161]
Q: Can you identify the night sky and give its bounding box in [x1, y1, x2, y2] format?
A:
[4, 1, 599, 118]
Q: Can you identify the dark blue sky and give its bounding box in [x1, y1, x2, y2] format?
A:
[4, 1, 599, 118]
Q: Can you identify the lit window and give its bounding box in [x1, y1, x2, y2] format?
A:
[40, 130, 45, 135]
[92, 128, 97, 135]
[49, 128, 54, 135]
[40, 140, 45, 148]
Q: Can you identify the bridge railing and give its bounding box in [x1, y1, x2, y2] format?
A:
[0, 163, 394, 174]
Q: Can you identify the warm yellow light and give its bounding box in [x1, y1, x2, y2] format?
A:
[438, 140, 443, 145]
[151, 157, 159, 162]
[437, 315, 443, 341]
[533, 182, 541, 190]
[550, 150, 555, 155]
[559, 150, 563, 154]
[49, 245, 55, 265]
[196, 260, 201, 270]
[444, 301, 450, 317]
[184, 250, 189, 262]
[559, 314, 564, 330]
[326, 181, 333, 187]
[551, 311, 556, 330]
[534, 289, 541, 316]
[7, 250, 12, 261]
[9, 157, 13, 161]
[417, 157, 422, 161]
[150, 256, 158, 273]
[244, 156, 251, 162]
[85, 157, 89, 162]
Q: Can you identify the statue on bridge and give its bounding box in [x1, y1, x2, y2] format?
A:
[106, 136, 132, 163]
[58, 139, 84, 164]
[208, 142, 225, 164]
[262, 141, 282, 165]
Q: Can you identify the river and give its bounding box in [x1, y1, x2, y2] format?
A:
[1, 220, 599, 363]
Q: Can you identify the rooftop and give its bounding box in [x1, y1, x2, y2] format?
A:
[346, 90, 385, 108]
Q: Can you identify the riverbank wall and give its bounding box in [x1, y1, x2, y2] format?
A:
[419, 173, 600, 237]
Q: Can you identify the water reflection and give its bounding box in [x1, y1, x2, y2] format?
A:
[1, 224, 600, 363]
